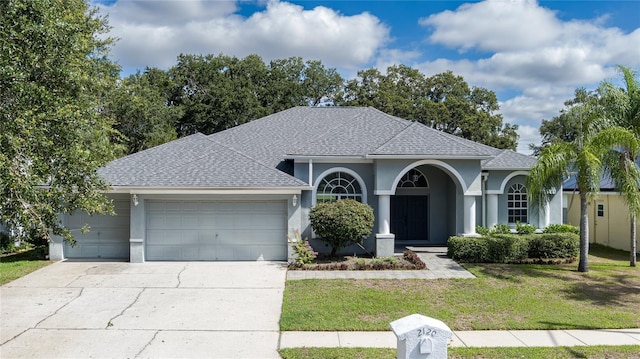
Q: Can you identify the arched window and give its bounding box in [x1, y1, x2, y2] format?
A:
[398, 169, 429, 188]
[316, 171, 363, 203]
[507, 183, 528, 223]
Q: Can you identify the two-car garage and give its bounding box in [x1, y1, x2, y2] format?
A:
[145, 200, 288, 261]
[63, 195, 290, 262]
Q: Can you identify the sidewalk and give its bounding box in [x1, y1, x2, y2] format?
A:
[279, 329, 640, 348]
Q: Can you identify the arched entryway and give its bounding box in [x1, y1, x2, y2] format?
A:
[390, 162, 464, 246]
[391, 168, 430, 243]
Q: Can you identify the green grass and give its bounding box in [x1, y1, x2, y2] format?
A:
[279, 346, 640, 359]
[0, 248, 52, 285]
[281, 244, 640, 331]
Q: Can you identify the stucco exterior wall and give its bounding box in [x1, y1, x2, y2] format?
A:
[373, 159, 480, 195]
[565, 192, 640, 252]
[295, 161, 378, 254]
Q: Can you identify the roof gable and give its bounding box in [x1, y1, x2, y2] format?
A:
[286, 108, 410, 156]
[371, 122, 500, 157]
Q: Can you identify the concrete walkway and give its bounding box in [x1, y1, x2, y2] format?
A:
[287, 246, 476, 280]
[279, 329, 640, 349]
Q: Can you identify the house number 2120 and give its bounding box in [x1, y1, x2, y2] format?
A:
[417, 328, 437, 337]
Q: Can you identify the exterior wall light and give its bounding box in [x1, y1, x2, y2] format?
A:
[132, 194, 139, 207]
[292, 194, 298, 207]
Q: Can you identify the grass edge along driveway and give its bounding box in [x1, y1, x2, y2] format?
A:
[280, 245, 640, 331]
[279, 345, 640, 359]
[0, 249, 52, 285]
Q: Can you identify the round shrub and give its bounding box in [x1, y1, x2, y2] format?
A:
[309, 199, 374, 256]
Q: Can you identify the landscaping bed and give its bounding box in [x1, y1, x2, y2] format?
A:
[288, 250, 426, 271]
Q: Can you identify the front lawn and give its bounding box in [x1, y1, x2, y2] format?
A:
[0, 248, 52, 285]
[281, 244, 640, 331]
[279, 346, 640, 359]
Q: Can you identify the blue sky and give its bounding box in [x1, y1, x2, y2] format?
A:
[93, 0, 640, 153]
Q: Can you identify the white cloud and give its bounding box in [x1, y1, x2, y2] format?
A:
[98, 0, 390, 71]
[414, 0, 640, 153]
[418, 0, 640, 91]
[516, 125, 540, 155]
[420, 0, 561, 52]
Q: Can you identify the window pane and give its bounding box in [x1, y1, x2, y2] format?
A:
[317, 172, 363, 204]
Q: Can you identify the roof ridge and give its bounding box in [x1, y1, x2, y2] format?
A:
[204, 136, 308, 186]
[111, 134, 217, 182]
[284, 108, 365, 155]
[106, 133, 207, 165]
[429, 125, 500, 154]
[409, 121, 495, 154]
[370, 121, 415, 153]
[366, 107, 414, 125]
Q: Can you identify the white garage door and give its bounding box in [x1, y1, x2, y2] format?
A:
[65, 199, 130, 259]
[145, 201, 287, 261]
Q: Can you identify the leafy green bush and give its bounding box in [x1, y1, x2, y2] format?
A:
[491, 223, 512, 234]
[476, 225, 490, 236]
[528, 233, 579, 259]
[543, 224, 580, 235]
[516, 221, 536, 235]
[486, 234, 529, 262]
[447, 236, 489, 262]
[309, 199, 374, 256]
[1, 232, 16, 254]
[448, 233, 579, 263]
[288, 230, 317, 267]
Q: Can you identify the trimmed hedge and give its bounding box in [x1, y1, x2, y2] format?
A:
[448, 233, 579, 263]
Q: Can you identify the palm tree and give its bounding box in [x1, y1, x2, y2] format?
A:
[600, 66, 640, 266]
[527, 93, 639, 272]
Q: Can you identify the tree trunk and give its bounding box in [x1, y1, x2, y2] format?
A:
[578, 192, 590, 272]
[631, 213, 637, 267]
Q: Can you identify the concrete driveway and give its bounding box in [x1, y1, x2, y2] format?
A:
[1, 260, 287, 358]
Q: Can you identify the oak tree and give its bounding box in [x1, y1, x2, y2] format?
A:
[0, 0, 121, 243]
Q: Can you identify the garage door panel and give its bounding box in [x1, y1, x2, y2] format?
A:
[246, 214, 285, 228]
[145, 201, 287, 261]
[65, 244, 98, 258]
[65, 200, 130, 259]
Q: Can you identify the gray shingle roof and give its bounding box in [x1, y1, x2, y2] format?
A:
[481, 150, 537, 170]
[99, 133, 307, 188]
[100, 107, 533, 188]
[371, 122, 500, 157]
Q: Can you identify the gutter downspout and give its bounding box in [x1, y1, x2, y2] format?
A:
[308, 159, 313, 187]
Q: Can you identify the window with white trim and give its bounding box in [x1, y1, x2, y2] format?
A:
[597, 203, 604, 217]
[507, 183, 528, 223]
[316, 171, 363, 203]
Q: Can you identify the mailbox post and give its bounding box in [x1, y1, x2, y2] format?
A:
[390, 314, 453, 359]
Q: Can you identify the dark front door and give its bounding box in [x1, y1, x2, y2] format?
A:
[391, 195, 428, 242]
